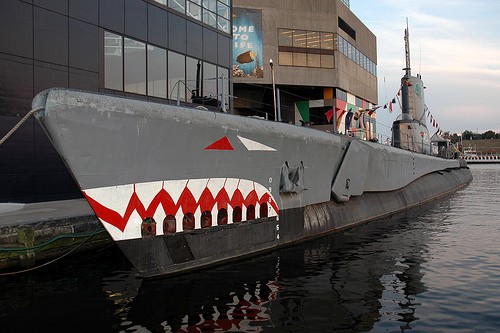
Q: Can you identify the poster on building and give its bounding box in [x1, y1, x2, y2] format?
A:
[232, 8, 263, 78]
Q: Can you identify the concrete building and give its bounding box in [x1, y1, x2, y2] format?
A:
[0, 0, 232, 202]
[232, 0, 378, 137]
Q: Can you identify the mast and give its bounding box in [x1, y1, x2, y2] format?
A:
[401, 18, 412, 120]
[403, 18, 411, 77]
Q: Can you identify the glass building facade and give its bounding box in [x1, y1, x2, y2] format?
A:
[0, 0, 232, 202]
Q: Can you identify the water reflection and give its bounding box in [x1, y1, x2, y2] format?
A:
[110, 204, 446, 333]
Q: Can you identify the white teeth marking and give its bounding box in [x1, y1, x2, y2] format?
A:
[85, 177, 279, 241]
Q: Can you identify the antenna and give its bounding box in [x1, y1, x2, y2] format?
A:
[419, 43, 422, 75]
[403, 17, 411, 77]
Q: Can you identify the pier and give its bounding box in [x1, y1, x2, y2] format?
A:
[0, 199, 110, 273]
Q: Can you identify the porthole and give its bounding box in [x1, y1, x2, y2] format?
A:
[142, 217, 156, 237]
[247, 204, 255, 220]
[183, 212, 195, 230]
[163, 214, 176, 234]
[217, 208, 228, 225]
[260, 202, 268, 218]
[233, 206, 242, 223]
[201, 210, 212, 228]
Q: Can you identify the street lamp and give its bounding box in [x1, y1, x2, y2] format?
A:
[269, 59, 277, 121]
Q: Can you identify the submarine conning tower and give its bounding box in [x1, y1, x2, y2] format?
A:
[392, 23, 430, 154]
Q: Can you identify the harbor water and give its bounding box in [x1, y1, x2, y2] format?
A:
[1, 164, 499, 332]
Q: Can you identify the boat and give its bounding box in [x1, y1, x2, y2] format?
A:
[461, 146, 500, 163]
[32, 27, 472, 277]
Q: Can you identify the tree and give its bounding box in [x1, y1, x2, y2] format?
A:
[449, 132, 461, 143]
[462, 130, 474, 140]
[483, 130, 496, 139]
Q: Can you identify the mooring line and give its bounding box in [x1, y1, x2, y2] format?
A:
[0, 106, 45, 146]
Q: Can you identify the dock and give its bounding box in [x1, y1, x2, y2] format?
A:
[0, 199, 111, 273]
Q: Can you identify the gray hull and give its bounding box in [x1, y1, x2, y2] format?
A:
[33, 89, 472, 277]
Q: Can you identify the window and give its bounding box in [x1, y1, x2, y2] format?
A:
[202, 0, 217, 28]
[338, 17, 356, 40]
[278, 29, 293, 46]
[336, 89, 347, 101]
[293, 53, 307, 66]
[321, 54, 334, 69]
[124, 38, 146, 94]
[203, 62, 217, 98]
[168, 51, 186, 101]
[104, 32, 123, 90]
[306, 31, 320, 49]
[355, 97, 363, 107]
[148, 45, 167, 98]
[217, 1, 230, 32]
[307, 53, 321, 67]
[186, 56, 201, 101]
[169, 0, 186, 14]
[187, 2, 201, 20]
[218, 66, 230, 110]
[154, 0, 231, 33]
[277, 28, 336, 69]
[320, 32, 334, 50]
[103, 31, 230, 105]
[279, 51, 293, 66]
[336, 34, 377, 76]
[292, 30, 307, 48]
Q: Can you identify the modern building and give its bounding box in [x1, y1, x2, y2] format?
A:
[232, 0, 378, 137]
[0, 0, 232, 202]
[1, 0, 377, 203]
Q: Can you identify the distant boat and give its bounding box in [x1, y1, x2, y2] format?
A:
[462, 147, 500, 163]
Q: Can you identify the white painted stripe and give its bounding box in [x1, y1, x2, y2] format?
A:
[237, 135, 277, 151]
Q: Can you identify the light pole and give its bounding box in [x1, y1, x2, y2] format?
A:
[269, 59, 277, 121]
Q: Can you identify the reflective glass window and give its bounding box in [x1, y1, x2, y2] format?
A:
[278, 29, 293, 46]
[186, 56, 201, 101]
[217, 66, 229, 110]
[124, 38, 146, 94]
[320, 32, 334, 50]
[293, 30, 307, 48]
[203, 0, 216, 12]
[218, 17, 230, 33]
[168, 51, 186, 101]
[279, 51, 293, 66]
[147, 45, 167, 98]
[347, 43, 353, 60]
[307, 53, 321, 67]
[321, 54, 334, 68]
[336, 89, 347, 101]
[217, 2, 229, 18]
[187, 2, 201, 20]
[203, 9, 217, 28]
[104, 32, 123, 90]
[293, 52, 307, 66]
[203, 61, 217, 98]
[306, 31, 320, 48]
[169, 0, 185, 14]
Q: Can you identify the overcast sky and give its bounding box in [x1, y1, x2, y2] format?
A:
[350, 0, 500, 137]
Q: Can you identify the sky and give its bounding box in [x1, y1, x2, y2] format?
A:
[349, 0, 500, 137]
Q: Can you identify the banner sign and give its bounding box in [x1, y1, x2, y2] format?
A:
[232, 8, 263, 78]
